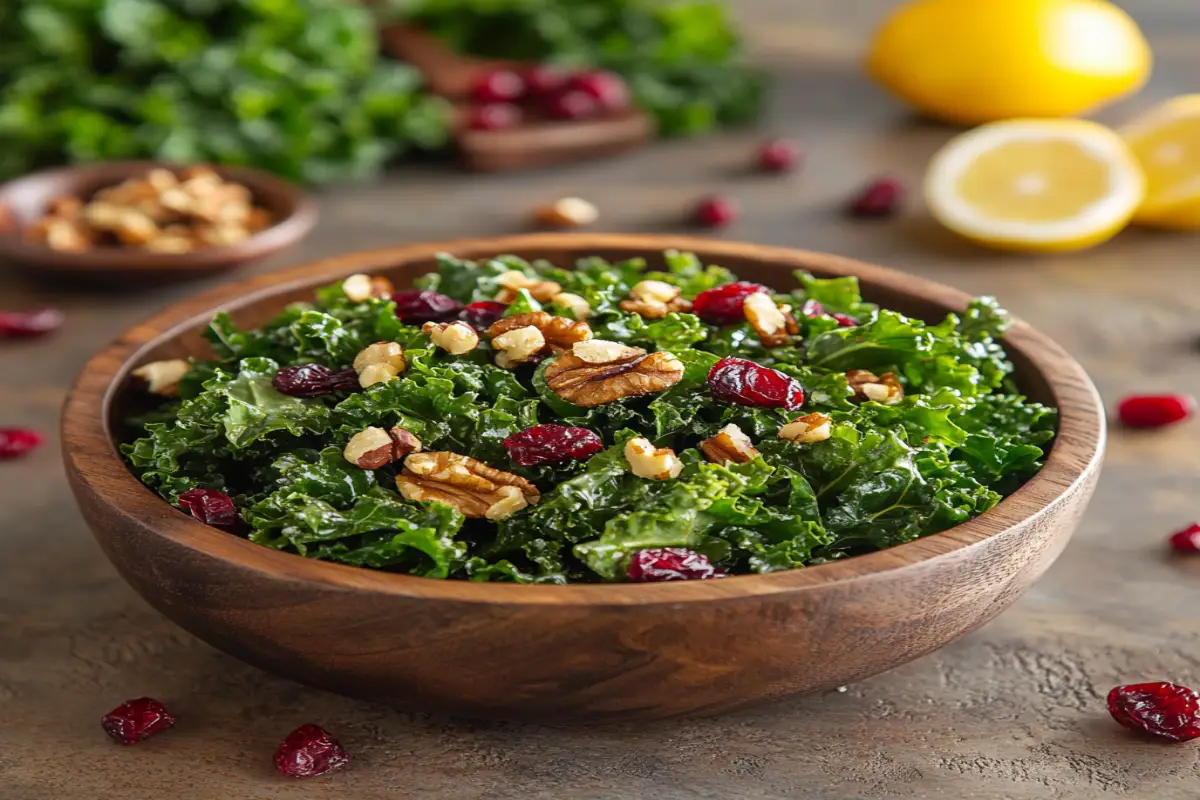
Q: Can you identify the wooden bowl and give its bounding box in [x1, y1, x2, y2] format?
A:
[62, 234, 1105, 722]
[0, 161, 317, 283]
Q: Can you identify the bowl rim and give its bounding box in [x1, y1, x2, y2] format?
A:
[61, 233, 1105, 606]
[0, 160, 318, 270]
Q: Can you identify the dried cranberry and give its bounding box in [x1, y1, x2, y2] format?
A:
[1108, 682, 1200, 742]
[461, 300, 508, 332]
[472, 69, 526, 104]
[1168, 523, 1200, 553]
[524, 64, 570, 97]
[567, 70, 629, 112]
[800, 300, 858, 327]
[757, 138, 802, 173]
[708, 356, 805, 410]
[627, 548, 726, 582]
[468, 102, 522, 131]
[847, 177, 903, 218]
[693, 281, 770, 325]
[504, 424, 604, 467]
[692, 195, 738, 229]
[102, 698, 176, 745]
[273, 364, 355, 398]
[178, 488, 238, 530]
[391, 289, 464, 324]
[0, 428, 43, 459]
[274, 724, 350, 778]
[0, 307, 63, 339]
[1117, 394, 1195, 429]
[545, 89, 601, 120]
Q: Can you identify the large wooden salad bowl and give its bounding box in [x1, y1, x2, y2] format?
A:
[62, 234, 1105, 722]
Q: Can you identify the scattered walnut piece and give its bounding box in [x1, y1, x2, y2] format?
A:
[396, 452, 539, 519]
[344, 426, 423, 469]
[25, 166, 275, 254]
[619, 281, 693, 319]
[132, 359, 191, 396]
[846, 369, 903, 405]
[543, 340, 683, 407]
[353, 341, 407, 388]
[551, 292, 591, 320]
[492, 325, 546, 369]
[778, 412, 833, 443]
[423, 321, 480, 355]
[699, 424, 761, 465]
[342, 273, 395, 302]
[743, 292, 792, 347]
[487, 311, 591, 353]
[493, 270, 562, 304]
[624, 437, 683, 480]
[534, 197, 599, 228]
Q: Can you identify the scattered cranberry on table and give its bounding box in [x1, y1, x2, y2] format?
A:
[693, 281, 769, 325]
[692, 195, 738, 229]
[0, 307, 64, 339]
[707, 356, 805, 410]
[177, 488, 239, 530]
[1108, 682, 1200, 742]
[102, 697, 176, 745]
[846, 177, 903, 219]
[627, 548, 726, 582]
[274, 724, 350, 778]
[467, 102, 522, 131]
[391, 289, 464, 324]
[757, 138, 802, 173]
[1168, 523, 1200, 553]
[472, 69, 526, 104]
[1117, 394, 1195, 429]
[0, 428, 43, 460]
[504, 424, 603, 467]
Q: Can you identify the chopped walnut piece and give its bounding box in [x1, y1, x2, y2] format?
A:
[551, 292, 591, 320]
[699, 423, 761, 465]
[624, 437, 683, 480]
[743, 292, 792, 347]
[493, 270, 563, 304]
[487, 311, 592, 352]
[492, 325, 546, 369]
[534, 197, 599, 228]
[353, 341, 406, 387]
[423, 321, 480, 355]
[630, 280, 681, 305]
[543, 340, 684, 407]
[396, 452, 539, 519]
[778, 412, 833, 443]
[132, 359, 191, 396]
[344, 426, 423, 469]
[846, 369, 904, 405]
[342, 273, 395, 302]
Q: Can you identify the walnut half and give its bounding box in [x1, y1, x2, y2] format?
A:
[543, 340, 684, 407]
[396, 452, 540, 520]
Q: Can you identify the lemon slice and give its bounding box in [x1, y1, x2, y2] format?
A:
[1119, 94, 1200, 227]
[925, 119, 1145, 252]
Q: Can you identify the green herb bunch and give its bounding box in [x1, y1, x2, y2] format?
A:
[387, 0, 766, 135]
[123, 251, 1055, 583]
[0, 0, 451, 183]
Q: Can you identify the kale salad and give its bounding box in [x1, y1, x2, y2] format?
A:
[123, 250, 1056, 583]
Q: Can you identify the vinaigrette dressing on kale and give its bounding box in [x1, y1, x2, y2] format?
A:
[123, 251, 1056, 583]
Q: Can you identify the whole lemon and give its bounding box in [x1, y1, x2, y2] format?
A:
[867, 0, 1151, 125]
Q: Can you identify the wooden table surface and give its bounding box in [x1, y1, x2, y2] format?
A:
[4, 1, 1200, 797]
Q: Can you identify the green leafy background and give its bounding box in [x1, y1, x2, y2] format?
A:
[124, 250, 1056, 583]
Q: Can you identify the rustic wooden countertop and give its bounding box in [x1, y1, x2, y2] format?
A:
[3, 1, 1200, 797]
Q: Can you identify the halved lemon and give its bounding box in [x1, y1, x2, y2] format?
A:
[1119, 94, 1200, 228]
[925, 119, 1145, 252]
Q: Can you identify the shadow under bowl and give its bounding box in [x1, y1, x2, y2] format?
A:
[61, 233, 1105, 722]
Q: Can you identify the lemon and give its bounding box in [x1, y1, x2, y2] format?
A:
[868, 0, 1151, 126]
[924, 119, 1146, 252]
[1119, 95, 1200, 228]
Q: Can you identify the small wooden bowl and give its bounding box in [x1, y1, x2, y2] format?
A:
[62, 234, 1105, 722]
[0, 161, 317, 283]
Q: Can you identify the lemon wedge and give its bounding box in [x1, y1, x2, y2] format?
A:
[1119, 95, 1200, 228]
[925, 119, 1145, 252]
